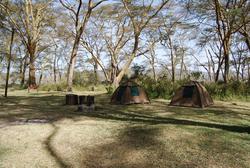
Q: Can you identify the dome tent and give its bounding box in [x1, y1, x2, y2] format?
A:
[170, 81, 213, 108]
[111, 80, 150, 105]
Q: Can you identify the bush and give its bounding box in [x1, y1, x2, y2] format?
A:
[39, 82, 67, 92]
[138, 76, 173, 99]
[204, 81, 250, 100]
[138, 74, 250, 101]
[105, 85, 114, 95]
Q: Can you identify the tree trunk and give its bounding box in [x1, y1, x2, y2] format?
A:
[248, 62, 250, 86]
[67, 33, 81, 91]
[53, 54, 57, 84]
[236, 59, 241, 81]
[215, 57, 224, 82]
[151, 50, 157, 81]
[112, 35, 140, 88]
[180, 51, 185, 80]
[28, 54, 36, 86]
[66, 5, 93, 91]
[206, 52, 212, 81]
[59, 71, 62, 81]
[113, 75, 122, 88]
[241, 66, 244, 80]
[38, 72, 43, 86]
[152, 62, 156, 82]
[223, 46, 230, 83]
[170, 47, 176, 93]
[244, 36, 250, 51]
[236, 69, 240, 81]
[94, 61, 98, 85]
[27, 40, 37, 87]
[4, 28, 15, 97]
[112, 57, 133, 88]
[110, 60, 117, 83]
[169, 38, 175, 83]
[21, 56, 28, 86]
[239, 31, 250, 51]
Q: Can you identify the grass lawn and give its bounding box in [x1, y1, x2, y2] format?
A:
[0, 90, 250, 168]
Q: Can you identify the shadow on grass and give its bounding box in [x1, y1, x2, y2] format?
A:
[84, 106, 250, 134]
[44, 123, 69, 168]
[80, 126, 189, 168]
[167, 105, 250, 118]
[0, 94, 249, 134]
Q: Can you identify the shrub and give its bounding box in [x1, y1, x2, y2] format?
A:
[138, 76, 175, 99]
[39, 82, 67, 92]
[139, 74, 250, 101]
[204, 81, 250, 100]
[56, 82, 67, 91]
[105, 85, 114, 95]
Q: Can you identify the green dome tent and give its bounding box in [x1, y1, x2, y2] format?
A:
[170, 81, 213, 108]
[111, 80, 150, 105]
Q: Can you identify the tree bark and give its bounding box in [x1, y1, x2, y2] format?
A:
[112, 34, 139, 88]
[21, 55, 28, 86]
[66, 17, 91, 91]
[223, 38, 231, 83]
[4, 28, 15, 97]
[94, 61, 98, 85]
[63, 0, 104, 91]
[38, 72, 43, 86]
[53, 54, 57, 84]
[169, 37, 175, 83]
[152, 61, 156, 82]
[248, 62, 250, 86]
[28, 51, 37, 86]
[180, 52, 184, 80]
[67, 33, 81, 91]
[214, 53, 224, 82]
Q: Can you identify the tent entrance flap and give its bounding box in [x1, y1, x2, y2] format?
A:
[117, 86, 126, 101]
[183, 86, 194, 98]
[131, 86, 139, 96]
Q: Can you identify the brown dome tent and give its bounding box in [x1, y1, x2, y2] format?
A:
[170, 81, 213, 108]
[111, 80, 150, 105]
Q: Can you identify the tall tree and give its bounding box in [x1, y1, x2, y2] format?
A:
[4, 28, 15, 97]
[109, 0, 170, 87]
[60, 0, 107, 91]
[187, 0, 250, 83]
[0, 0, 53, 87]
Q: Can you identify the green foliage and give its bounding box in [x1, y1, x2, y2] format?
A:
[189, 71, 204, 81]
[73, 71, 100, 86]
[105, 85, 114, 95]
[137, 74, 249, 101]
[73, 71, 86, 86]
[204, 81, 250, 101]
[73, 84, 106, 92]
[131, 64, 146, 77]
[39, 82, 67, 92]
[137, 74, 191, 99]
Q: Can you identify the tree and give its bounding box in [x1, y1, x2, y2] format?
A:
[144, 35, 158, 81]
[159, 10, 190, 83]
[109, 0, 170, 87]
[4, 28, 15, 97]
[187, 0, 250, 83]
[0, 0, 53, 87]
[59, 0, 107, 91]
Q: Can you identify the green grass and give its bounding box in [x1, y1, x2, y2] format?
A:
[0, 89, 250, 168]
